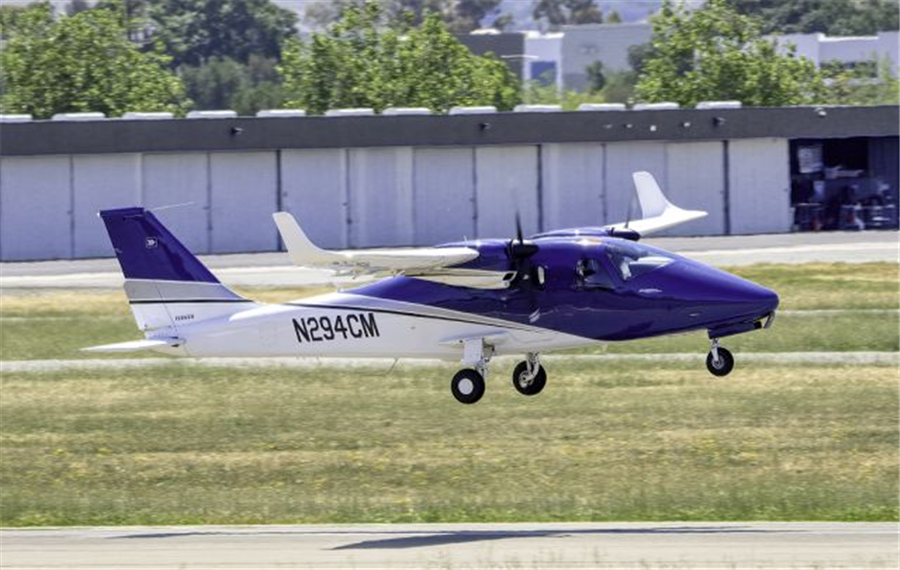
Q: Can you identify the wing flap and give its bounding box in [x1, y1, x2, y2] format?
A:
[273, 212, 478, 273]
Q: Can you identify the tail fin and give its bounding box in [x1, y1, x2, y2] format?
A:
[608, 172, 708, 237]
[98, 207, 253, 336]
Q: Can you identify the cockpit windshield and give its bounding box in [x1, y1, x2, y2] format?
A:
[605, 240, 675, 281]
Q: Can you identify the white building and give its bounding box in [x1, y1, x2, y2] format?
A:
[774, 31, 899, 77]
[523, 31, 563, 88]
[560, 23, 653, 91]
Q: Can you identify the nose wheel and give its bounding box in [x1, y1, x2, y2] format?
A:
[706, 339, 734, 376]
[512, 352, 546, 396]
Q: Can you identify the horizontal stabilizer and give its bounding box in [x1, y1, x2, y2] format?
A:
[81, 338, 183, 353]
[273, 212, 479, 273]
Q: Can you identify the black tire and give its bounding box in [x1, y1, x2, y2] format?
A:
[512, 361, 547, 396]
[706, 347, 735, 377]
[451, 369, 485, 404]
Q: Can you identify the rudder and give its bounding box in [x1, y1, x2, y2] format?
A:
[100, 207, 253, 334]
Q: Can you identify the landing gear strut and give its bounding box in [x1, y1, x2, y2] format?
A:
[512, 352, 546, 396]
[706, 338, 734, 377]
[450, 338, 492, 404]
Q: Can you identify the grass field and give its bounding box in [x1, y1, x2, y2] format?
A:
[1, 360, 897, 526]
[0, 262, 897, 526]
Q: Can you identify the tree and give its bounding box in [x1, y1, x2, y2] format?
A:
[95, 0, 299, 68]
[303, 0, 504, 34]
[725, 0, 899, 36]
[454, 0, 505, 32]
[65, 1, 91, 16]
[281, 1, 519, 114]
[181, 54, 286, 115]
[634, 0, 827, 107]
[534, 0, 603, 31]
[585, 60, 606, 92]
[0, 5, 187, 118]
[1, 2, 47, 41]
[606, 10, 622, 24]
[822, 57, 899, 105]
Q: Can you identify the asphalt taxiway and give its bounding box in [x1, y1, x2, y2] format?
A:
[1, 231, 897, 289]
[2, 522, 897, 569]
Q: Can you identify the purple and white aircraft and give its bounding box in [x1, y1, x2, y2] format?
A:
[86, 172, 778, 404]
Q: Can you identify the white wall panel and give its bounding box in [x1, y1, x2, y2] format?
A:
[604, 142, 667, 226]
[413, 148, 475, 244]
[348, 148, 414, 247]
[142, 153, 210, 253]
[280, 149, 348, 249]
[728, 139, 791, 234]
[475, 146, 539, 238]
[541, 143, 604, 230]
[0, 156, 72, 260]
[209, 152, 278, 253]
[664, 142, 726, 236]
[73, 154, 141, 258]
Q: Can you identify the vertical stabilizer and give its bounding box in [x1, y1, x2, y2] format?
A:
[99, 208, 253, 334]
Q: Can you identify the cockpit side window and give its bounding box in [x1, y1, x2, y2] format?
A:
[576, 257, 616, 290]
[605, 241, 674, 281]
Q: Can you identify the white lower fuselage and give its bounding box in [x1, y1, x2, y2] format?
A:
[164, 292, 590, 360]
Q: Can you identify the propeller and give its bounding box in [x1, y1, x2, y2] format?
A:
[507, 213, 543, 322]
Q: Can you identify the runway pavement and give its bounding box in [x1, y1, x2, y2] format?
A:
[1, 522, 897, 569]
[1, 231, 897, 289]
[2, 351, 898, 373]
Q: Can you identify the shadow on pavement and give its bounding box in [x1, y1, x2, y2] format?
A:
[111, 525, 782, 549]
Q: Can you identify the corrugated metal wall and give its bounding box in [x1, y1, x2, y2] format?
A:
[0, 139, 793, 261]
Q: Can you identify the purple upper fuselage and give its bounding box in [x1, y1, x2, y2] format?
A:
[351, 233, 779, 342]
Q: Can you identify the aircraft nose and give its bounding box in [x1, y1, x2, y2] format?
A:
[745, 283, 779, 315]
[718, 273, 780, 323]
[665, 262, 779, 321]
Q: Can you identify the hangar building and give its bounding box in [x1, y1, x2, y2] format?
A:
[0, 104, 896, 261]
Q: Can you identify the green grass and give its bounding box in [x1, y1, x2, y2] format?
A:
[1, 263, 898, 360]
[1, 262, 897, 526]
[1, 360, 897, 526]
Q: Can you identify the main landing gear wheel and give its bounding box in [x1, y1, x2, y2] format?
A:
[706, 344, 735, 377]
[512, 361, 547, 396]
[451, 369, 485, 404]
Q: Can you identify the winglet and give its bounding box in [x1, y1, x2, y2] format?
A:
[272, 212, 340, 267]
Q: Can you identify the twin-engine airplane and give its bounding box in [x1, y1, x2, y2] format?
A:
[86, 172, 778, 404]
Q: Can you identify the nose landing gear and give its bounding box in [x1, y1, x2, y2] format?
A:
[512, 352, 546, 396]
[706, 338, 734, 376]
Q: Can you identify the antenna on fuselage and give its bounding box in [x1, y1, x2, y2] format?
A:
[624, 195, 635, 229]
[148, 201, 196, 213]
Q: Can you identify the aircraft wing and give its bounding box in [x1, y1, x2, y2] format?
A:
[607, 171, 708, 236]
[273, 212, 478, 273]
